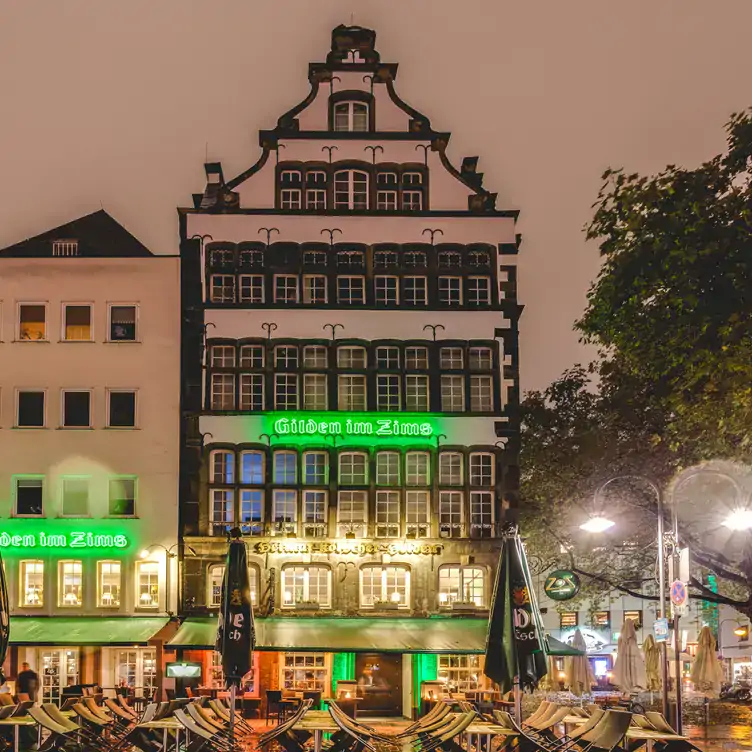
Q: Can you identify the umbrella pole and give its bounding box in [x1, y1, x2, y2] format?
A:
[229, 683, 236, 749]
[514, 678, 522, 725]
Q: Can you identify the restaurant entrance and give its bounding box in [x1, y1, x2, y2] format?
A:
[355, 653, 402, 717]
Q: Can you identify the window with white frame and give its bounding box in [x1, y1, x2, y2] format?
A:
[108, 390, 137, 428]
[403, 172, 423, 186]
[440, 348, 464, 369]
[210, 490, 234, 535]
[438, 655, 483, 694]
[441, 375, 465, 412]
[240, 490, 264, 536]
[274, 275, 299, 303]
[239, 374, 264, 411]
[239, 275, 265, 303]
[338, 375, 366, 411]
[402, 191, 423, 211]
[273, 490, 297, 534]
[281, 189, 302, 209]
[282, 653, 329, 692]
[211, 450, 235, 483]
[274, 451, 297, 484]
[303, 452, 328, 485]
[137, 561, 160, 609]
[376, 190, 397, 210]
[303, 374, 327, 410]
[275, 345, 299, 368]
[240, 451, 264, 484]
[376, 346, 400, 369]
[97, 561, 121, 608]
[406, 490, 430, 538]
[406, 452, 430, 485]
[52, 239, 79, 256]
[63, 304, 92, 341]
[15, 477, 43, 517]
[334, 170, 369, 209]
[374, 276, 398, 305]
[337, 491, 367, 537]
[282, 566, 331, 607]
[405, 375, 429, 411]
[302, 491, 327, 537]
[20, 560, 44, 607]
[210, 275, 235, 303]
[274, 374, 298, 410]
[303, 275, 328, 304]
[18, 303, 47, 340]
[439, 277, 462, 306]
[405, 347, 429, 370]
[61, 477, 89, 517]
[209, 565, 224, 608]
[211, 345, 236, 368]
[470, 491, 494, 536]
[470, 375, 494, 412]
[109, 304, 137, 341]
[16, 390, 45, 427]
[375, 452, 399, 486]
[438, 566, 486, 607]
[360, 565, 409, 608]
[306, 189, 326, 210]
[469, 453, 495, 486]
[333, 101, 369, 132]
[211, 374, 235, 410]
[403, 276, 427, 306]
[469, 347, 493, 370]
[467, 276, 491, 305]
[337, 276, 365, 305]
[62, 390, 91, 428]
[240, 345, 265, 368]
[280, 170, 302, 184]
[108, 477, 136, 516]
[375, 491, 400, 537]
[303, 345, 327, 368]
[339, 453, 368, 484]
[439, 491, 464, 538]
[376, 375, 400, 411]
[439, 453, 463, 486]
[58, 560, 83, 607]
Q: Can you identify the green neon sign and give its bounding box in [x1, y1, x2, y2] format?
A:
[264, 412, 441, 445]
[0, 520, 136, 557]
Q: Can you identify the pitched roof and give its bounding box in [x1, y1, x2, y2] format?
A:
[0, 210, 153, 257]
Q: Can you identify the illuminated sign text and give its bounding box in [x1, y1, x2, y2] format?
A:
[253, 540, 443, 556]
[0, 531, 129, 550]
[270, 414, 436, 441]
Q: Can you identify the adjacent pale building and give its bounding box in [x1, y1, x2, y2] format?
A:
[0, 210, 180, 701]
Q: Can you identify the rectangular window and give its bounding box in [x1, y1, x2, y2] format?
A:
[303, 452, 328, 485]
[281, 652, 329, 692]
[406, 490, 430, 538]
[281, 189, 302, 209]
[439, 277, 462, 306]
[109, 305, 137, 341]
[337, 346, 367, 369]
[405, 375, 429, 411]
[360, 566, 409, 608]
[275, 345, 298, 368]
[439, 567, 485, 607]
[338, 375, 366, 411]
[98, 561, 121, 608]
[273, 490, 297, 534]
[376, 452, 400, 486]
[62, 390, 91, 428]
[58, 561, 83, 607]
[211, 450, 234, 484]
[210, 275, 236, 303]
[624, 610, 643, 628]
[306, 189, 326, 210]
[211, 345, 236, 367]
[467, 276, 491, 305]
[376, 191, 397, 210]
[339, 453, 368, 485]
[303, 275, 328, 304]
[61, 478, 89, 517]
[280, 170, 301, 184]
[374, 276, 398, 305]
[439, 453, 463, 485]
[403, 277, 427, 306]
[406, 452, 430, 485]
[15, 478, 43, 517]
[209, 566, 224, 608]
[337, 491, 367, 537]
[469, 347, 493, 370]
[375, 491, 400, 538]
[240, 489, 264, 535]
[63, 304, 92, 341]
[441, 375, 465, 412]
[470, 375, 494, 412]
[19, 304, 46, 340]
[17, 391, 45, 427]
[303, 345, 328, 368]
[405, 347, 429, 370]
[470, 453, 495, 486]
[470, 491, 494, 536]
[211, 374, 235, 410]
[439, 491, 464, 538]
[274, 275, 299, 304]
[274, 451, 297, 484]
[108, 390, 136, 428]
[376, 346, 399, 369]
[20, 561, 44, 607]
[334, 170, 369, 209]
[337, 276, 365, 305]
[402, 191, 423, 211]
[240, 451, 264, 484]
[239, 275, 265, 303]
[137, 561, 160, 609]
[592, 611, 611, 629]
[240, 345, 265, 368]
[52, 240, 78, 256]
[376, 375, 400, 411]
[303, 491, 328, 537]
[239, 374, 264, 411]
[210, 490, 234, 534]
[560, 612, 578, 628]
[282, 567, 331, 608]
[440, 347, 464, 369]
[108, 478, 136, 516]
[303, 374, 327, 410]
[274, 374, 298, 410]
[438, 655, 482, 694]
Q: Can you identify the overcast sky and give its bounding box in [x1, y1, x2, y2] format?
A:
[1, 1, 750, 392]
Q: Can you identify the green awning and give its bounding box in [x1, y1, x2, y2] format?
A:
[545, 635, 585, 656]
[168, 616, 492, 653]
[10, 617, 170, 646]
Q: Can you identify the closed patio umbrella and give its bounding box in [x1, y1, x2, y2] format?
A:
[538, 656, 561, 693]
[564, 629, 595, 697]
[642, 634, 661, 692]
[690, 626, 723, 697]
[612, 618, 647, 692]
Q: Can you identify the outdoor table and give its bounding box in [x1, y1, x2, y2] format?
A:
[625, 728, 688, 752]
[293, 711, 339, 752]
[0, 716, 35, 752]
[561, 715, 587, 735]
[140, 718, 182, 752]
[464, 722, 518, 752]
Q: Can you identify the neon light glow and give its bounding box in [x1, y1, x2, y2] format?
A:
[265, 412, 441, 445]
[0, 520, 135, 556]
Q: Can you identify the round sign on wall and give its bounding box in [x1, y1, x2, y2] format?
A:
[544, 569, 581, 601]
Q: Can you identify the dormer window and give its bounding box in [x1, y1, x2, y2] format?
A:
[52, 240, 78, 257]
[334, 102, 369, 132]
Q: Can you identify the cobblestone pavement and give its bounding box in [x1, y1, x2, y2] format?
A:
[685, 725, 752, 750]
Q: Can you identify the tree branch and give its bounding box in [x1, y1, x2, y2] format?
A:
[688, 576, 750, 609]
[571, 566, 659, 602]
[692, 550, 750, 586]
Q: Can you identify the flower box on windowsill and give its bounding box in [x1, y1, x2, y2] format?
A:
[451, 601, 481, 612]
[294, 601, 320, 612]
[373, 601, 400, 611]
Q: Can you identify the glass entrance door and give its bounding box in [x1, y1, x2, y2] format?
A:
[40, 649, 79, 705]
[114, 648, 157, 699]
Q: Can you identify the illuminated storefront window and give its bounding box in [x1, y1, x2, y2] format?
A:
[137, 561, 160, 609]
[360, 565, 409, 609]
[20, 560, 44, 607]
[98, 561, 121, 607]
[438, 566, 486, 608]
[281, 565, 331, 608]
[438, 655, 483, 693]
[282, 653, 329, 692]
[58, 560, 83, 607]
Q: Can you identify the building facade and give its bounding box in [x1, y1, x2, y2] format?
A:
[174, 26, 522, 716]
[0, 211, 180, 701]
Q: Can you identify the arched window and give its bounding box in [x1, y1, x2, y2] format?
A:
[333, 101, 369, 132]
[210, 450, 235, 484]
[334, 170, 369, 210]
